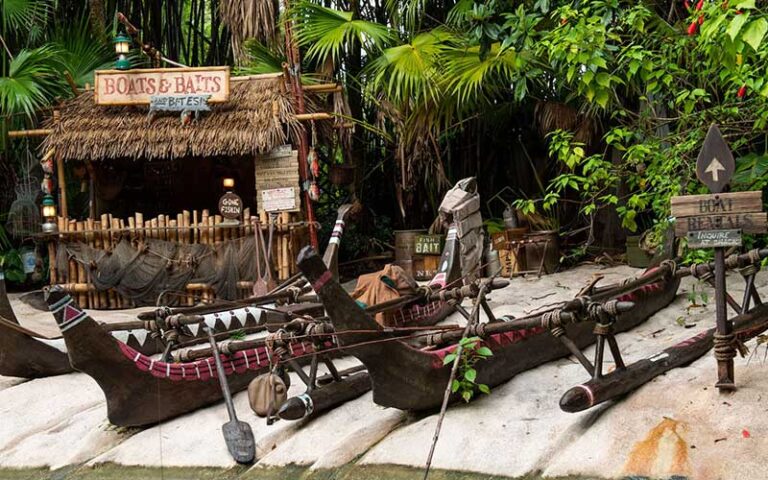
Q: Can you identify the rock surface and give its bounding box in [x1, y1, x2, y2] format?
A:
[1, 264, 767, 479]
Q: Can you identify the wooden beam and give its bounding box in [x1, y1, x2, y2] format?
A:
[7, 129, 53, 138]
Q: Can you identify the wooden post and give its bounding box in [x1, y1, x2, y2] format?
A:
[56, 154, 68, 218]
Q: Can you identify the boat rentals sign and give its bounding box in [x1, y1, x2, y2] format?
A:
[94, 67, 230, 106]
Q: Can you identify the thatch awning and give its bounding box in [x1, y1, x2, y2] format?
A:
[43, 74, 299, 162]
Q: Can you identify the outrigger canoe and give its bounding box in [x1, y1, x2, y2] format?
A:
[298, 246, 681, 411]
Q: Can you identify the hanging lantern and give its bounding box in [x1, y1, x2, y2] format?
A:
[41, 195, 57, 233]
[113, 32, 132, 70]
[222, 177, 235, 190]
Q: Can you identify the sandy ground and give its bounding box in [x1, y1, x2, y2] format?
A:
[1, 264, 767, 479]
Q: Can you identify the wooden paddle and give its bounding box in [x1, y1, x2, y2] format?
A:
[252, 219, 268, 297]
[206, 327, 256, 464]
[259, 215, 276, 291]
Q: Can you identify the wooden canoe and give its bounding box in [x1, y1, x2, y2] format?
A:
[0, 273, 266, 379]
[0, 204, 360, 379]
[44, 284, 326, 426]
[298, 247, 681, 411]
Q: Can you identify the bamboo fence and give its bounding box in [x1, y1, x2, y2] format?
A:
[49, 209, 306, 309]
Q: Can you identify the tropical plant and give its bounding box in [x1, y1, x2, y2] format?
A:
[0, 45, 66, 120]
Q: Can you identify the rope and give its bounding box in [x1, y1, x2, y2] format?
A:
[714, 333, 737, 361]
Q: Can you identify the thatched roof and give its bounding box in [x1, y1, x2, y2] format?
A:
[43, 75, 299, 162]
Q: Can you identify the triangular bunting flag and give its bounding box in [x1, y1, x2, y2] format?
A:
[188, 321, 200, 337]
[234, 309, 248, 326]
[111, 330, 131, 345]
[203, 314, 217, 331]
[131, 329, 148, 347]
[220, 312, 233, 329]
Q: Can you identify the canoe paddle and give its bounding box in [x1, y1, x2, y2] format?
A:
[206, 327, 256, 464]
[252, 219, 268, 297]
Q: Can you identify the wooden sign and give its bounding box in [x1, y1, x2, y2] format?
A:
[218, 192, 243, 220]
[261, 187, 297, 212]
[415, 234, 444, 255]
[255, 146, 300, 213]
[149, 94, 211, 112]
[696, 124, 735, 193]
[672, 191, 766, 236]
[687, 230, 742, 249]
[94, 67, 230, 106]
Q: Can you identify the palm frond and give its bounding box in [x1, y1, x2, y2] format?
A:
[2, 0, 52, 38]
[290, 0, 394, 64]
[366, 29, 450, 106]
[0, 44, 66, 120]
[239, 39, 285, 74]
[49, 15, 113, 87]
[443, 42, 521, 105]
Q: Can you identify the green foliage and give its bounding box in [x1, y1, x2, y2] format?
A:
[0, 44, 67, 120]
[0, 249, 26, 284]
[290, 0, 395, 63]
[442, 336, 493, 403]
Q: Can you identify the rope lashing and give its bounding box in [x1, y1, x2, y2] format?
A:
[542, 310, 565, 337]
[659, 259, 677, 277]
[714, 332, 738, 361]
[740, 262, 760, 277]
[690, 261, 714, 282]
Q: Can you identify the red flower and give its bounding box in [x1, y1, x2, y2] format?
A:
[699, 15, 705, 24]
[688, 20, 699, 35]
[684, 0, 691, 9]
[738, 84, 747, 98]
[742, 429, 751, 438]
[695, 0, 704, 10]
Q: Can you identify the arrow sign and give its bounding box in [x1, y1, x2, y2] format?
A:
[705, 158, 725, 182]
[696, 124, 735, 193]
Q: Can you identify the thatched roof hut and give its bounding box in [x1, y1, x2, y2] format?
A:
[43, 74, 299, 162]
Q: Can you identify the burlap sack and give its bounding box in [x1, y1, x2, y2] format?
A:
[248, 373, 288, 417]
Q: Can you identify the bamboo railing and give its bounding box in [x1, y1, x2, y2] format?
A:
[49, 209, 307, 309]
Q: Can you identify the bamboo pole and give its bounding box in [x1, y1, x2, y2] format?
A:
[136, 212, 144, 241]
[75, 222, 87, 307]
[7, 129, 54, 138]
[295, 112, 334, 121]
[214, 215, 222, 243]
[93, 220, 103, 309]
[192, 210, 199, 243]
[86, 218, 95, 308]
[56, 154, 68, 218]
[183, 210, 191, 244]
[201, 210, 209, 244]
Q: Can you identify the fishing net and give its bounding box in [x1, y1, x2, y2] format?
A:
[57, 235, 266, 306]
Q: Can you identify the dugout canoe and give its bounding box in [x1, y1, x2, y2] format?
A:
[0, 271, 72, 378]
[0, 204, 360, 379]
[298, 247, 681, 411]
[44, 284, 327, 426]
[0, 272, 267, 378]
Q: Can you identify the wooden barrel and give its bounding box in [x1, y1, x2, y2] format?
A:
[394, 229, 426, 277]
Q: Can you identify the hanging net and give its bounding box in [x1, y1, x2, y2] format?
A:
[57, 235, 266, 306]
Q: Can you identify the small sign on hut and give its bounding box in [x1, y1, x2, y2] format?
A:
[255, 146, 301, 213]
[94, 67, 230, 106]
